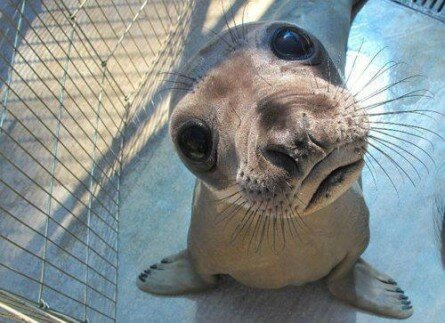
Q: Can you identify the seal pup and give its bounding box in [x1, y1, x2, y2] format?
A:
[137, 0, 414, 318]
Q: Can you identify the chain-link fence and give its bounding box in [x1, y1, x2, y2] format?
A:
[0, 0, 194, 321]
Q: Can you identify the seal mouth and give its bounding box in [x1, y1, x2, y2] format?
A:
[304, 158, 364, 212]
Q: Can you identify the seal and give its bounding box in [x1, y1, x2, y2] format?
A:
[136, 0, 413, 319]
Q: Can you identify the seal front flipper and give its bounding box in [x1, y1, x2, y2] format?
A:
[326, 257, 413, 319]
[136, 250, 217, 295]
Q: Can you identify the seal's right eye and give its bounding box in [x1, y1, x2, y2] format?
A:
[271, 27, 314, 60]
[177, 120, 213, 164]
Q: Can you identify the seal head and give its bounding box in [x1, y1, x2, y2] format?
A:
[169, 22, 368, 216]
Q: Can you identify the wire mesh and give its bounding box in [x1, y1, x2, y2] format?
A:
[391, 0, 445, 22]
[0, 0, 195, 321]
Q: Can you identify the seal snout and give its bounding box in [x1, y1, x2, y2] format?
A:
[256, 113, 327, 185]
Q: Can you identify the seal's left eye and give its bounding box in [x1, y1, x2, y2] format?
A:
[177, 120, 213, 163]
[271, 27, 314, 60]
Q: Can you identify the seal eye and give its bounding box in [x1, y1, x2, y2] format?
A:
[177, 120, 213, 163]
[271, 27, 314, 60]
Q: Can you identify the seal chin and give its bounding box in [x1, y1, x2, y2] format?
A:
[304, 159, 364, 213]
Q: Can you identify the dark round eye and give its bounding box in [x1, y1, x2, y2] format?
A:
[271, 27, 314, 60]
[177, 120, 213, 163]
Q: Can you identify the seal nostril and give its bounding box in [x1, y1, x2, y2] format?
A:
[308, 133, 327, 150]
[262, 145, 299, 176]
[294, 139, 307, 151]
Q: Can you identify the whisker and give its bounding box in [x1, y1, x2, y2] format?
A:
[363, 109, 442, 120]
[367, 120, 445, 141]
[158, 87, 192, 94]
[228, 5, 241, 41]
[354, 75, 423, 104]
[365, 148, 400, 197]
[254, 65, 272, 87]
[230, 201, 256, 243]
[346, 46, 388, 95]
[271, 201, 279, 253]
[255, 210, 270, 252]
[209, 189, 241, 203]
[214, 194, 244, 223]
[283, 198, 302, 243]
[345, 89, 431, 112]
[241, 2, 249, 41]
[162, 79, 194, 87]
[220, 0, 238, 47]
[247, 201, 265, 251]
[351, 60, 400, 98]
[363, 155, 378, 188]
[285, 193, 310, 233]
[256, 201, 271, 252]
[369, 134, 429, 174]
[370, 126, 435, 148]
[369, 128, 436, 166]
[208, 29, 235, 51]
[219, 199, 248, 226]
[369, 136, 422, 179]
[368, 141, 416, 187]
[242, 202, 262, 243]
[157, 71, 197, 82]
[340, 38, 365, 98]
[326, 57, 332, 93]
[278, 203, 286, 251]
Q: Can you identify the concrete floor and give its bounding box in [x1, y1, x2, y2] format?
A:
[117, 0, 445, 322]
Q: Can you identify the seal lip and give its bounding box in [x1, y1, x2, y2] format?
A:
[305, 159, 364, 212]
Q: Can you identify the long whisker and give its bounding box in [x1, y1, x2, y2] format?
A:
[162, 79, 194, 87]
[241, 2, 249, 41]
[219, 200, 248, 226]
[345, 46, 388, 95]
[209, 189, 241, 203]
[363, 109, 442, 120]
[370, 126, 435, 148]
[368, 141, 416, 187]
[285, 193, 311, 233]
[230, 201, 256, 243]
[242, 202, 262, 243]
[228, 4, 241, 41]
[369, 134, 429, 174]
[256, 201, 271, 252]
[369, 136, 421, 180]
[351, 60, 401, 98]
[250, 202, 268, 253]
[369, 128, 436, 166]
[256, 210, 270, 252]
[214, 194, 244, 223]
[158, 87, 192, 94]
[340, 38, 365, 97]
[367, 120, 445, 141]
[363, 155, 378, 188]
[365, 148, 400, 197]
[354, 75, 423, 104]
[345, 89, 432, 112]
[220, 0, 238, 47]
[157, 71, 197, 82]
[208, 29, 235, 51]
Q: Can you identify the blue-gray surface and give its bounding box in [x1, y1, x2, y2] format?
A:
[117, 0, 445, 322]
